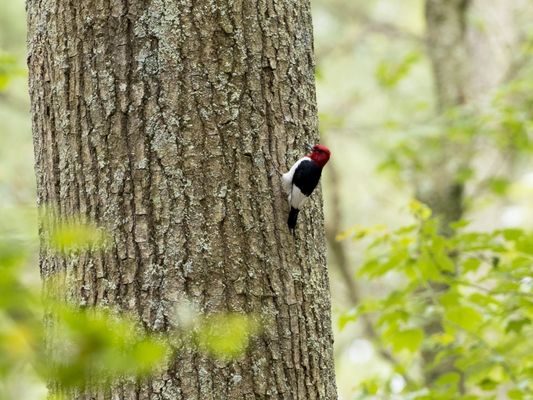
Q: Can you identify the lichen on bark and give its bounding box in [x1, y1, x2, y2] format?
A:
[27, 0, 337, 398]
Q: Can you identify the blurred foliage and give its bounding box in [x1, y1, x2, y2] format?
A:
[313, 1, 533, 398]
[196, 314, 260, 360]
[40, 209, 111, 255]
[0, 53, 25, 91]
[379, 77, 533, 192]
[0, 209, 258, 399]
[42, 307, 170, 389]
[2, 0, 533, 398]
[375, 51, 421, 90]
[339, 200, 533, 399]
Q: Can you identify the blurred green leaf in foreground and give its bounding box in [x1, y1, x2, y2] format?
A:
[0, 53, 25, 92]
[0, 207, 258, 399]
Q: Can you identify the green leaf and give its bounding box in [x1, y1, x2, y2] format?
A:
[508, 388, 525, 399]
[431, 332, 455, 345]
[515, 233, 533, 255]
[196, 314, 259, 359]
[358, 247, 408, 277]
[463, 258, 481, 273]
[384, 327, 424, 353]
[338, 308, 359, 330]
[414, 248, 444, 281]
[444, 305, 483, 332]
[434, 371, 461, 390]
[456, 167, 475, 183]
[501, 228, 525, 241]
[430, 236, 455, 273]
[377, 308, 409, 329]
[468, 293, 501, 308]
[39, 210, 111, 254]
[488, 178, 510, 195]
[131, 339, 168, 372]
[0, 53, 25, 91]
[478, 378, 498, 391]
[48, 222, 109, 253]
[361, 379, 379, 395]
[505, 317, 531, 334]
[375, 51, 421, 89]
[43, 307, 169, 388]
[450, 219, 470, 230]
[409, 199, 432, 220]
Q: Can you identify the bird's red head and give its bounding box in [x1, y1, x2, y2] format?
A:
[308, 144, 331, 167]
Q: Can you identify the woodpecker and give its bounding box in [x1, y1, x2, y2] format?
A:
[281, 144, 331, 234]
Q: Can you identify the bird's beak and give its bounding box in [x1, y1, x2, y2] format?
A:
[306, 144, 314, 152]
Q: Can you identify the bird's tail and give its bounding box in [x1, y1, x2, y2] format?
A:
[287, 207, 299, 235]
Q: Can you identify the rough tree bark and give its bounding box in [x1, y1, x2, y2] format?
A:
[27, 0, 337, 399]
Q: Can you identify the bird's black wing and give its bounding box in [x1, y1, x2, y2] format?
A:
[292, 160, 322, 196]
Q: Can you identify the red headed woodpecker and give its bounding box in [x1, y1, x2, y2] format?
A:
[281, 144, 331, 234]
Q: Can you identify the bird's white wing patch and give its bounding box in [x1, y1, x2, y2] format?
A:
[290, 185, 309, 209]
[281, 173, 292, 194]
[281, 157, 311, 194]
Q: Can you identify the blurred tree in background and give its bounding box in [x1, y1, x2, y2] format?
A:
[1, 0, 533, 398]
[314, 0, 533, 399]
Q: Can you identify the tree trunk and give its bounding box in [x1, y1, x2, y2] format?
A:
[27, 0, 337, 399]
[420, 1, 473, 392]
[422, 0, 517, 231]
[420, 0, 471, 234]
[425, 0, 470, 111]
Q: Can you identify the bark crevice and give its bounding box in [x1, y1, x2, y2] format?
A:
[27, 0, 337, 398]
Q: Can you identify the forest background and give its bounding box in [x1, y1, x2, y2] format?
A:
[1, 0, 533, 399]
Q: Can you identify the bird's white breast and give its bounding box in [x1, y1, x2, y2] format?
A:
[290, 185, 309, 209]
